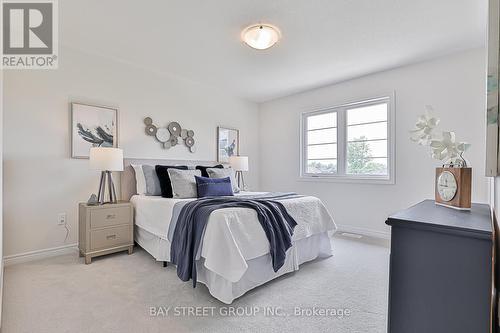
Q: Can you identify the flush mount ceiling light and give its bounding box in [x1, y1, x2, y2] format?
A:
[241, 24, 281, 50]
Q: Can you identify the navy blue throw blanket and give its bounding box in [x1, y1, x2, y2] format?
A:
[170, 196, 298, 287]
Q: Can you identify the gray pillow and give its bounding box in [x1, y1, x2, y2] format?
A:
[141, 165, 162, 196]
[167, 169, 201, 198]
[206, 168, 240, 193]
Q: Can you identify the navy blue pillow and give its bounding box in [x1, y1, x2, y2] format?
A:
[195, 176, 234, 198]
[196, 164, 224, 177]
[155, 165, 189, 198]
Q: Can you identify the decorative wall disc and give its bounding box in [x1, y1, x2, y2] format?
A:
[168, 122, 181, 136]
[145, 124, 157, 136]
[185, 137, 195, 147]
[169, 135, 178, 146]
[155, 128, 170, 143]
[144, 117, 195, 153]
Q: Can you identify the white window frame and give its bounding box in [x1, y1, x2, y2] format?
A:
[299, 93, 395, 184]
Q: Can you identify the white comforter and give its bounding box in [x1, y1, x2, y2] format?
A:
[131, 192, 336, 282]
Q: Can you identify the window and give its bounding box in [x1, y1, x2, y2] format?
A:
[301, 96, 394, 183]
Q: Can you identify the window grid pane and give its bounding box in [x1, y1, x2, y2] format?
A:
[307, 112, 337, 130]
[347, 139, 387, 158]
[347, 122, 387, 141]
[307, 127, 337, 145]
[307, 159, 337, 174]
[346, 103, 388, 176]
[347, 157, 387, 175]
[347, 103, 388, 126]
[307, 143, 337, 160]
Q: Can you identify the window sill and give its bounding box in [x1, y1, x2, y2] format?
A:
[298, 175, 395, 185]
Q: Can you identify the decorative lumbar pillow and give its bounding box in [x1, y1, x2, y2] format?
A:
[155, 165, 189, 198]
[195, 176, 234, 198]
[131, 164, 147, 195]
[206, 167, 240, 193]
[196, 164, 224, 178]
[141, 165, 162, 196]
[167, 169, 202, 198]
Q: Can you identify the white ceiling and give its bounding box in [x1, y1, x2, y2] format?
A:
[61, 0, 487, 103]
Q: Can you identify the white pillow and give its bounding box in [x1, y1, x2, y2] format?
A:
[206, 168, 240, 193]
[167, 169, 201, 198]
[131, 164, 147, 195]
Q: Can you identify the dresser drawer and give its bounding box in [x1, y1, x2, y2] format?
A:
[90, 225, 132, 250]
[90, 206, 131, 229]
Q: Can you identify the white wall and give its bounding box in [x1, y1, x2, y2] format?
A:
[259, 48, 489, 237]
[3, 46, 260, 257]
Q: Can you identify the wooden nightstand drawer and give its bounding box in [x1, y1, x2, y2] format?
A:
[90, 206, 131, 229]
[90, 225, 132, 250]
[79, 202, 134, 264]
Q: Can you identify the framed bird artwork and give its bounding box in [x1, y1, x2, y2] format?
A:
[71, 102, 118, 159]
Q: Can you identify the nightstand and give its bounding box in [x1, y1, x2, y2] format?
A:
[78, 202, 134, 264]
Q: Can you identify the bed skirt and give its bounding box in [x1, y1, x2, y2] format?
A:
[134, 226, 333, 304]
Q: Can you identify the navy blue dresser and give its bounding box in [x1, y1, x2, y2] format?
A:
[386, 200, 494, 333]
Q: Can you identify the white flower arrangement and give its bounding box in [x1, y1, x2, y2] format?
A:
[410, 106, 440, 146]
[410, 106, 470, 167]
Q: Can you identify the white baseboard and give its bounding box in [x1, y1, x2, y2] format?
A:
[4, 243, 78, 267]
[336, 224, 391, 240]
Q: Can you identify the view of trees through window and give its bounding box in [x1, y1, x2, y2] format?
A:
[346, 136, 387, 175]
[307, 160, 337, 173]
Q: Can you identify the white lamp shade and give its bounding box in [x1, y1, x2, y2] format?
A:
[89, 147, 124, 171]
[229, 156, 249, 171]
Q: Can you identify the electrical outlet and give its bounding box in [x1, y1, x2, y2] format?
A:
[58, 213, 66, 225]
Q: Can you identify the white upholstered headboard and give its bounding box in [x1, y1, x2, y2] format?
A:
[120, 158, 220, 201]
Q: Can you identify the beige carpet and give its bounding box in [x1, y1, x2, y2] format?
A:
[2, 235, 389, 333]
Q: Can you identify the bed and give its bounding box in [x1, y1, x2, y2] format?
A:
[121, 158, 337, 304]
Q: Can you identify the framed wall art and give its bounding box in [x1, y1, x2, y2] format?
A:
[486, 0, 500, 176]
[217, 126, 239, 163]
[71, 102, 118, 158]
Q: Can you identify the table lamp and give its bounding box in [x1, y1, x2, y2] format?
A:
[89, 147, 123, 204]
[229, 155, 249, 189]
